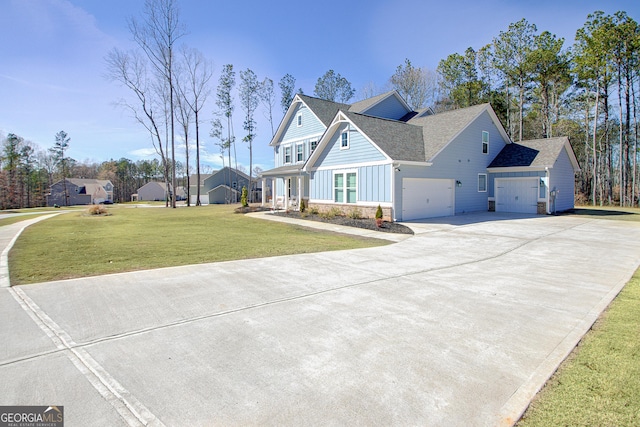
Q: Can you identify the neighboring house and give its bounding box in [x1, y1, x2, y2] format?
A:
[260, 91, 579, 221]
[133, 181, 186, 202]
[47, 178, 114, 206]
[189, 167, 251, 204]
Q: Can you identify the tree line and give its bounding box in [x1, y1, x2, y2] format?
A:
[2, 2, 637, 208]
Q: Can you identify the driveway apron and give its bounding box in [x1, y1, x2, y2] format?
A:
[1, 213, 639, 426]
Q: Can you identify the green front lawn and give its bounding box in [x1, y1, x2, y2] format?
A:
[9, 204, 388, 285]
[517, 268, 640, 426]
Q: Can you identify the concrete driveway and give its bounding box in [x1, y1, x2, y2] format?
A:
[1, 212, 640, 426]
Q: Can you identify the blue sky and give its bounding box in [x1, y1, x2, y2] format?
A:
[1, 0, 637, 173]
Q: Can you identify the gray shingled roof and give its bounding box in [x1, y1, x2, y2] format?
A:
[489, 137, 569, 168]
[407, 103, 490, 161]
[342, 111, 425, 162]
[297, 95, 350, 127]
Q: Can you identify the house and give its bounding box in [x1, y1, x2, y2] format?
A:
[259, 91, 579, 221]
[133, 181, 186, 202]
[188, 167, 252, 204]
[47, 178, 114, 206]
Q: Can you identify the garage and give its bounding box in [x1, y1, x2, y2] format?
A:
[495, 178, 538, 214]
[402, 178, 454, 220]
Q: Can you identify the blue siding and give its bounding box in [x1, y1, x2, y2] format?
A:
[314, 124, 386, 167]
[362, 96, 409, 120]
[550, 147, 576, 211]
[280, 104, 325, 142]
[393, 111, 509, 214]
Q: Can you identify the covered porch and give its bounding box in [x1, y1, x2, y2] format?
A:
[259, 165, 308, 211]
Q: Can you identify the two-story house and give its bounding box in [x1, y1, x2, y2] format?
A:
[260, 91, 579, 221]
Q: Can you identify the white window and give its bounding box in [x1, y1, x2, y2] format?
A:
[297, 113, 302, 127]
[296, 143, 304, 162]
[482, 131, 489, 154]
[340, 131, 349, 149]
[311, 139, 318, 153]
[284, 146, 291, 164]
[478, 173, 487, 192]
[334, 171, 357, 203]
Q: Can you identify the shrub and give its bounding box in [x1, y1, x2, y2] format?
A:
[299, 199, 306, 213]
[310, 206, 319, 215]
[241, 186, 248, 207]
[375, 205, 383, 219]
[86, 205, 109, 216]
[348, 207, 362, 219]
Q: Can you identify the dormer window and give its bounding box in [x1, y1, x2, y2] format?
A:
[340, 131, 349, 149]
[297, 113, 302, 127]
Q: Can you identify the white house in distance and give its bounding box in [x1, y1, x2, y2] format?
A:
[260, 91, 579, 221]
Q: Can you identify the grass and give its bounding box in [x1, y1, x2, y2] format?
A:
[8, 204, 388, 285]
[517, 268, 640, 426]
[569, 205, 640, 222]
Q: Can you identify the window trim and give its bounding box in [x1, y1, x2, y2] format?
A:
[482, 131, 489, 154]
[296, 113, 302, 127]
[340, 130, 349, 150]
[333, 170, 357, 204]
[478, 173, 487, 192]
[296, 143, 304, 163]
[283, 145, 292, 164]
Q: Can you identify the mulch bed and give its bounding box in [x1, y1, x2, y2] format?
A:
[271, 210, 414, 235]
[235, 205, 413, 235]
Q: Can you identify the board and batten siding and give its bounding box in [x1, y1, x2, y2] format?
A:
[310, 164, 391, 203]
[314, 124, 386, 167]
[362, 96, 408, 120]
[393, 110, 509, 215]
[550, 147, 576, 211]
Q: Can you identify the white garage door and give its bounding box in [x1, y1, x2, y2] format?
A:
[402, 178, 454, 220]
[495, 178, 538, 214]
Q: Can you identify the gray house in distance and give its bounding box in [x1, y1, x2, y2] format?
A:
[189, 167, 251, 204]
[47, 178, 113, 206]
[132, 181, 186, 202]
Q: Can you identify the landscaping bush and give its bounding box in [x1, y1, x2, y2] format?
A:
[299, 199, 306, 213]
[241, 186, 248, 207]
[86, 205, 109, 216]
[348, 207, 362, 219]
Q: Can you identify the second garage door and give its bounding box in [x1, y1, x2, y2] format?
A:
[402, 178, 454, 220]
[495, 178, 538, 214]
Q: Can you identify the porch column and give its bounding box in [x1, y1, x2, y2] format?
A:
[297, 176, 303, 211]
[284, 177, 289, 210]
[261, 178, 266, 206]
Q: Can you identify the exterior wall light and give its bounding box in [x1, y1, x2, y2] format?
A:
[456, 180, 462, 187]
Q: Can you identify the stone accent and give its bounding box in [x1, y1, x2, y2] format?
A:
[488, 200, 495, 212]
[537, 202, 547, 215]
[308, 203, 393, 222]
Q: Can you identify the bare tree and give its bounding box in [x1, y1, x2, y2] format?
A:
[259, 77, 276, 137]
[390, 59, 437, 110]
[177, 46, 212, 206]
[128, 0, 186, 208]
[106, 48, 172, 205]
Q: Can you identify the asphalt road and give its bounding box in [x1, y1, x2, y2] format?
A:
[1, 212, 639, 426]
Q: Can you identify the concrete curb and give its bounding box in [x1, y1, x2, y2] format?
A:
[0, 214, 62, 288]
[497, 261, 640, 426]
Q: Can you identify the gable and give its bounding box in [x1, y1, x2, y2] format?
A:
[349, 91, 411, 120]
[310, 121, 387, 168]
[279, 102, 325, 143]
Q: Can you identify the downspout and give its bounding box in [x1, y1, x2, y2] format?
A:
[391, 162, 398, 222]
